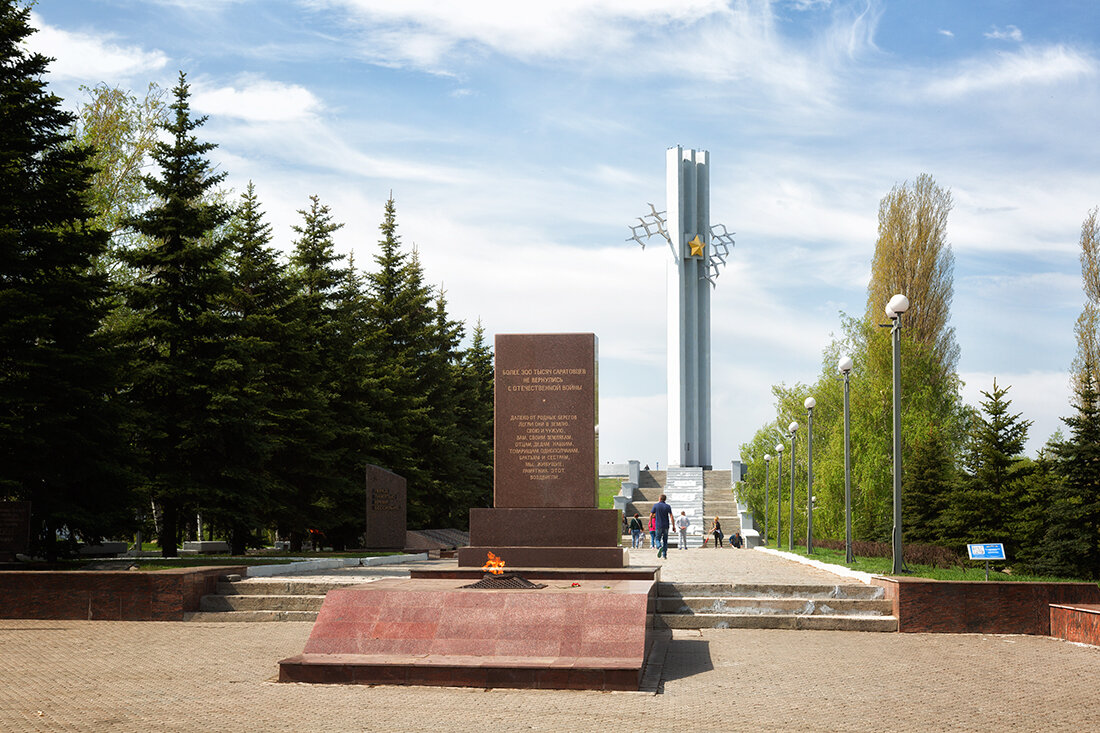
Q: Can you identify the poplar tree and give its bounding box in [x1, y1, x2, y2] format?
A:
[0, 0, 133, 556]
[865, 173, 958, 377]
[862, 175, 965, 543]
[122, 71, 231, 557]
[1072, 207, 1100, 392]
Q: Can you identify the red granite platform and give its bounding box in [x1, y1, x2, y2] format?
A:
[279, 577, 656, 690]
[1050, 603, 1100, 646]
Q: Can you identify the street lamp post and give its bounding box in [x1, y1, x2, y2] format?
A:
[775, 442, 784, 549]
[838, 355, 854, 564]
[886, 293, 909, 574]
[788, 421, 798, 551]
[804, 397, 816, 554]
[763, 454, 771, 546]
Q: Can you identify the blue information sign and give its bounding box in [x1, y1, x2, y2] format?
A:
[967, 543, 1006, 561]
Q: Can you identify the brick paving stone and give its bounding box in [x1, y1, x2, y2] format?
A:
[626, 545, 852, 585]
[3, 549, 1098, 732]
[1, 619, 1098, 731]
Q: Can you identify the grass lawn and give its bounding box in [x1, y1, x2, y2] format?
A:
[782, 544, 1095, 584]
[598, 477, 622, 509]
[22, 550, 403, 571]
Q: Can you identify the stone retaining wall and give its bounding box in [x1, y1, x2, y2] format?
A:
[0, 566, 246, 621]
[872, 576, 1100, 634]
[1050, 603, 1100, 646]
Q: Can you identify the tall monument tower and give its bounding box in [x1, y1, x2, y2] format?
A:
[629, 146, 735, 469]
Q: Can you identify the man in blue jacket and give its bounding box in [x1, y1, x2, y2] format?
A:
[653, 494, 674, 559]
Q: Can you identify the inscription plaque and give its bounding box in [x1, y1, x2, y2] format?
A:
[0, 501, 31, 560]
[495, 333, 598, 508]
[365, 465, 406, 550]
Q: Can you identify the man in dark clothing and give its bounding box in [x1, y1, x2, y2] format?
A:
[653, 494, 674, 559]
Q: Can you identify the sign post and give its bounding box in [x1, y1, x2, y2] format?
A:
[966, 543, 1007, 581]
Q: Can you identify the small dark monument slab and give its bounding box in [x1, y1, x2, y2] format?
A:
[365, 464, 406, 550]
[0, 502, 31, 562]
[458, 333, 624, 569]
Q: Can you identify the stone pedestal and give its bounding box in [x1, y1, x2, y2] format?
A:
[459, 333, 622, 569]
[458, 507, 624, 568]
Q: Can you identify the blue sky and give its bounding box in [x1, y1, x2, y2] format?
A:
[29, 0, 1100, 468]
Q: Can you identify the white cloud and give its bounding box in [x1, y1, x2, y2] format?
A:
[192, 77, 322, 122]
[926, 45, 1095, 98]
[314, 0, 879, 107]
[321, 0, 724, 67]
[25, 12, 168, 82]
[984, 24, 1023, 42]
[938, 29, 954, 38]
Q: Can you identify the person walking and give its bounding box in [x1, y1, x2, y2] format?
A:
[676, 511, 691, 550]
[653, 495, 674, 559]
[648, 511, 657, 549]
[629, 513, 644, 548]
[711, 517, 724, 548]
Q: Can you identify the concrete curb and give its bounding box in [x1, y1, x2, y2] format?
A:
[245, 553, 429, 578]
[754, 546, 879, 585]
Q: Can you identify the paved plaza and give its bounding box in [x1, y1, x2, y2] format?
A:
[1, 548, 1098, 732]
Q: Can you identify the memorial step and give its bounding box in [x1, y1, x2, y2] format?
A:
[662, 582, 887, 599]
[214, 579, 367, 595]
[185, 610, 319, 623]
[200, 593, 325, 612]
[656, 614, 898, 632]
[654, 581, 897, 632]
[189, 578, 371, 622]
[656, 596, 893, 615]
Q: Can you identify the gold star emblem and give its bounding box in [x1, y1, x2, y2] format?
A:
[688, 235, 705, 258]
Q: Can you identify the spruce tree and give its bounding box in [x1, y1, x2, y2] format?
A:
[208, 182, 289, 553]
[122, 71, 231, 557]
[324, 254, 379, 549]
[1043, 368, 1100, 579]
[0, 1, 133, 557]
[363, 196, 433, 526]
[940, 381, 1031, 555]
[275, 195, 344, 551]
[1011, 439, 1062, 573]
[455, 320, 494, 517]
[421, 286, 470, 526]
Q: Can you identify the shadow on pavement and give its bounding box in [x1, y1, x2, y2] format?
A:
[661, 638, 713, 682]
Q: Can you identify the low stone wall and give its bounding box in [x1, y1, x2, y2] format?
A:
[0, 566, 246, 621]
[1050, 603, 1100, 646]
[872, 576, 1100, 635]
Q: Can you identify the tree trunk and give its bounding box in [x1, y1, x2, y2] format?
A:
[230, 523, 249, 555]
[159, 500, 178, 558]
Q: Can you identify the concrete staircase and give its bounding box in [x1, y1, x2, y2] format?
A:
[654, 581, 897, 631]
[701, 470, 741, 544]
[623, 469, 706, 547]
[185, 577, 369, 622]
